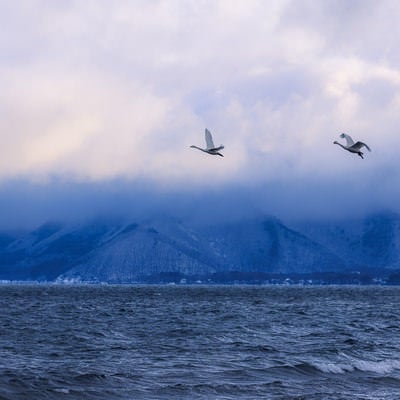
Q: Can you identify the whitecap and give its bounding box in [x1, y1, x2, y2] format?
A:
[312, 362, 354, 374]
[311, 358, 400, 375]
[54, 388, 70, 394]
[353, 359, 400, 374]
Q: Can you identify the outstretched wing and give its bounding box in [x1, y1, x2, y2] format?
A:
[205, 128, 215, 150]
[211, 145, 224, 151]
[350, 141, 371, 152]
[340, 133, 355, 147]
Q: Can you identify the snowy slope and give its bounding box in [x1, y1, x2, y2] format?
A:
[294, 213, 400, 270]
[198, 217, 343, 273]
[0, 213, 399, 282]
[60, 220, 218, 283]
[59, 217, 343, 282]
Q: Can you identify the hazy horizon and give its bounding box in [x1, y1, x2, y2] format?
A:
[0, 177, 397, 231]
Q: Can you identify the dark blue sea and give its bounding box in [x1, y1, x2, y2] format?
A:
[0, 285, 399, 399]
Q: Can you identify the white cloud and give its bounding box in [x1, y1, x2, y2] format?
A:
[1, 0, 400, 193]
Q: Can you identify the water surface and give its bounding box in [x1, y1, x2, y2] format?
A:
[0, 285, 399, 399]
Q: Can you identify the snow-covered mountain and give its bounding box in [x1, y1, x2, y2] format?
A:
[60, 219, 218, 283]
[294, 212, 400, 270]
[59, 217, 343, 283]
[197, 217, 342, 274]
[0, 213, 399, 282]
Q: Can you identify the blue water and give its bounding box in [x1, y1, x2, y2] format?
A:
[0, 285, 399, 399]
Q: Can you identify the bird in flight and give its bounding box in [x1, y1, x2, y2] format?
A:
[190, 129, 224, 157]
[333, 133, 371, 159]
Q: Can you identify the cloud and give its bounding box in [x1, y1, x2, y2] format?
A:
[0, 174, 395, 231]
[1, 1, 400, 224]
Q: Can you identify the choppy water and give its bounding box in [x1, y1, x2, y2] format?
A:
[0, 285, 399, 399]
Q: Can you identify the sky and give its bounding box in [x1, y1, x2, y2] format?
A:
[1, 0, 400, 228]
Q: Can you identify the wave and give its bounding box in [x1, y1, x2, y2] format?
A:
[311, 358, 400, 375]
[270, 357, 400, 377]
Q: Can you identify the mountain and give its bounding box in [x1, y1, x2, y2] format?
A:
[294, 212, 400, 270]
[0, 221, 115, 280]
[59, 217, 343, 283]
[60, 219, 218, 283]
[197, 217, 342, 274]
[0, 213, 398, 283]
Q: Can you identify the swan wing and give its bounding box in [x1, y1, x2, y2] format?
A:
[210, 145, 224, 151]
[341, 133, 355, 147]
[350, 141, 371, 152]
[205, 128, 215, 150]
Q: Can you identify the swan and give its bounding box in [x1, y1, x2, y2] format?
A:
[333, 133, 371, 159]
[190, 129, 224, 157]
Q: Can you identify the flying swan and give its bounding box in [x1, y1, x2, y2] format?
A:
[190, 129, 224, 157]
[333, 133, 371, 159]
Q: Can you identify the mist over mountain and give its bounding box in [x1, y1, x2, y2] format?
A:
[0, 176, 396, 232]
[295, 212, 400, 270]
[0, 211, 399, 283]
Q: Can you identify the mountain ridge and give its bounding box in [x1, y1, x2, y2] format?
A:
[0, 213, 398, 283]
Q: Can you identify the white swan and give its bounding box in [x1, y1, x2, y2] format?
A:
[190, 129, 224, 157]
[334, 133, 371, 159]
